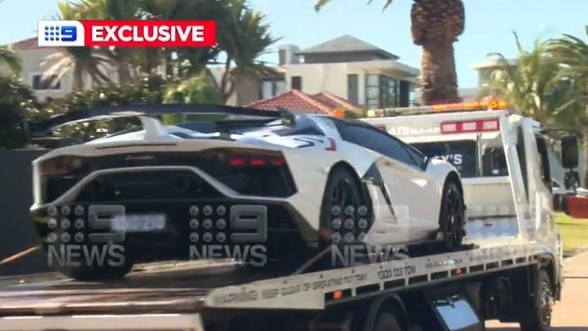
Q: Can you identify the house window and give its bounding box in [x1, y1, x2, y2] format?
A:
[347, 74, 358, 105]
[32, 74, 61, 90]
[365, 74, 401, 108]
[260, 79, 287, 99]
[291, 76, 302, 90]
[399, 81, 410, 106]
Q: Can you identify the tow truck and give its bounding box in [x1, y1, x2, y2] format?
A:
[0, 101, 580, 331]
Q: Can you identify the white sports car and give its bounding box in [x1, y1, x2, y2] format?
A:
[29, 105, 466, 280]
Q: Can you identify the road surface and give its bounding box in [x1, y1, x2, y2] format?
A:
[487, 252, 588, 331]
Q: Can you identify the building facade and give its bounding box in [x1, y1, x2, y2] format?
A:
[213, 35, 420, 107]
[0, 38, 76, 101]
[276, 35, 419, 109]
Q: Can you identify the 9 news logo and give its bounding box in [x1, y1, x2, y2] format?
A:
[43, 25, 77, 42]
[38, 20, 85, 47]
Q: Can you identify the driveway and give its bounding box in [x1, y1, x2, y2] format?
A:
[487, 252, 588, 331]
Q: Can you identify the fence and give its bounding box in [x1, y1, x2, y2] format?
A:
[0, 149, 51, 276]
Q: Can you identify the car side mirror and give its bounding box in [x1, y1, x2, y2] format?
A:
[561, 135, 579, 169]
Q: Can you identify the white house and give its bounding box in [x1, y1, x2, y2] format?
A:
[211, 34, 420, 107]
[0, 38, 73, 101]
[277, 35, 420, 108]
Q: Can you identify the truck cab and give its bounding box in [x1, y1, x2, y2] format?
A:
[362, 101, 581, 297]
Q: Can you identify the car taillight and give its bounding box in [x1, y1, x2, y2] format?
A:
[228, 156, 285, 167]
[440, 119, 500, 134]
[201, 148, 287, 168]
[198, 148, 295, 197]
[39, 156, 85, 176]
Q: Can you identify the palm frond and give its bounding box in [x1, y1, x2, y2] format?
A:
[0, 46, 22, 74]
[479, 33, 581, 128]
[313, 0, 332, 12]
[316, 0, 394, 12]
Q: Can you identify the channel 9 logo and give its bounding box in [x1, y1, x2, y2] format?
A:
[38, 20, 85, 47]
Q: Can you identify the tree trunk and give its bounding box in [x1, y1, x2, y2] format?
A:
[219, 57, 233, 104]
[73, 69, 84, 91]
[420, 35, 461, 105]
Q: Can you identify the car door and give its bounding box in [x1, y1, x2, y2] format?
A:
[337, 122, 438, 243]
[375, 131, 440, 234]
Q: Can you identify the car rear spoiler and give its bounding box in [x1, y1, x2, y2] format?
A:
[27, 104, 285, 137]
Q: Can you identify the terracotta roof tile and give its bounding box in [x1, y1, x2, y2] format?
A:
[312, 91, 358, 109]
[11, 37, 57, 50]
[247, 90, 356, 114]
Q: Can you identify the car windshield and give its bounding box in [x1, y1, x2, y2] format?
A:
[411, 141, 477, 178]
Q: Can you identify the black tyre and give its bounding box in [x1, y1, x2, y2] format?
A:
[519, 269, 553, 331]
[373, 311, 403, 331]
[56, 260, 134, 281]
[438, 180, 466, 250]
[318, 167, 371, 262]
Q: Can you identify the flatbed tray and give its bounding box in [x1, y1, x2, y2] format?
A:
[0, 238, 550, 317]
[0, 261, 277, 316]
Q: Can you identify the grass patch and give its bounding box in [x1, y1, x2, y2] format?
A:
[555, 213, 588, 255]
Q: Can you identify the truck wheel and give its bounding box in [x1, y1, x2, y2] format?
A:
[438, 180, 465, 250]
[373, 311, 403, 331]
[519, 269, 553, 331]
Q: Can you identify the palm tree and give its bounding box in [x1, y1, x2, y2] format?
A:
[216, 0, 279, 103]
[76, 0, 144, 82]
[42, 1, 114, 90]
[163, 72, 222, 105]
[141, 0, 224, 80]
[42, 48, 114, 91]
[477, 33, 581, 128]
[314, 0, 465, 105]
[0, 46, 22, 75]
[546, 26, 588, 186]
[162, 72, 223, 124]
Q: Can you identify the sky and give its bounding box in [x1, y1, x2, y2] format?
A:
[1, 0, 587, 88]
